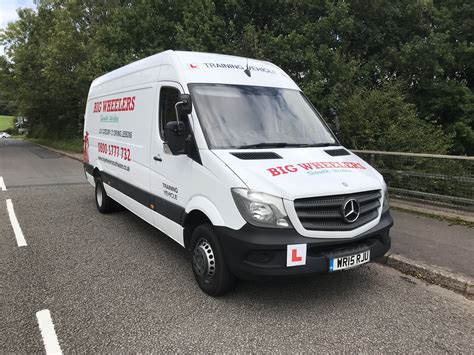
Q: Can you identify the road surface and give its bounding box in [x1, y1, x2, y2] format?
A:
[1, 139, 473, 352]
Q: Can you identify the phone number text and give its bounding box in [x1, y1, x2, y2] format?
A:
[97, 142, 131, 161]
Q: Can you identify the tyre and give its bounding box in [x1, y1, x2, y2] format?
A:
[191, 224, 236, 296]
[95, 174, 116, 214]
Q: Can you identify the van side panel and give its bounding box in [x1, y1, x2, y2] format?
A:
[85, 80, 158, 221]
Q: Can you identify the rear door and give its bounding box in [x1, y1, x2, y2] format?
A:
[149, 82, 191, 245]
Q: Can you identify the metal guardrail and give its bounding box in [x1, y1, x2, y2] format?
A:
[352, 150, 474, 215]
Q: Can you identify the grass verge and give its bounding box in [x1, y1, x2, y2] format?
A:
[26, 137, 83, 154]
[391, 205, 474, 228]
[0, 115, 14, 131]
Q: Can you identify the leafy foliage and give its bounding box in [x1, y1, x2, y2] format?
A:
[0, 0, 472, 154]
[339, 82, 453, 153]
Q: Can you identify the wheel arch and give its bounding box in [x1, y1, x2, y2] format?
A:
[91, 159, 104, 179]
[92, 162, 104, 184]
[182, 209, 212, 249]
[182, 196, 227, 249]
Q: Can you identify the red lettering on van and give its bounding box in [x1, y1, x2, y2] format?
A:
[93, 96, 136, 114]
[310, 162, 325, 169]
[93, 102, 101, 113]
[267, 161, 366, 176]
[298, 163, 313, 170]
[285, 165, 297, 173]
[267, 168, 281, 177]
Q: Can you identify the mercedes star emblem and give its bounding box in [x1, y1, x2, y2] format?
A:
[343, 199, 360, 223]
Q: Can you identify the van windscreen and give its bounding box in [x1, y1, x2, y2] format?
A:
[188, 84, 337, 149]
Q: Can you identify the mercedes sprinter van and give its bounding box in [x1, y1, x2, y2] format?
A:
[83, 50, 393, 296]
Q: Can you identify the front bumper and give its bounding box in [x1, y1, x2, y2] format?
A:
[216, 211, 393, 279]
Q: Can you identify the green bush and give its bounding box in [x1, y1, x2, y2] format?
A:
[339, 83, 453, 154]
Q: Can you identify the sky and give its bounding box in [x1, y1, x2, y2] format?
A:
[0, 0, 36, 55]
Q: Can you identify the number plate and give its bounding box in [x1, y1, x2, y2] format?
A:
[329, 250, 370, 272]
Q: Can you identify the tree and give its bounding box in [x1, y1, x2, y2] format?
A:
[0, 0, 471, 154]
[338, 82, 452, 153]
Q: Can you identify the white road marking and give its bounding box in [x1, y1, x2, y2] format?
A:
[6, 199, 27, 247]
[36, 310, 62, 355]
[0, 176, 6, 191]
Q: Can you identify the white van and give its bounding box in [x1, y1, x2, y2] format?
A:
[83, 50, 393, 296]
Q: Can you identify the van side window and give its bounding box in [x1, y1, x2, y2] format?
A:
[159, 87, 180, 139]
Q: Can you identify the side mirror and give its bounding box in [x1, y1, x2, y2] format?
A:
[176, 94, 192, 116]
[164, 121, 186, 155]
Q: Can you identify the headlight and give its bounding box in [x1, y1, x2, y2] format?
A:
[382, 183, 390, 213]
[231, 188, 292, 228]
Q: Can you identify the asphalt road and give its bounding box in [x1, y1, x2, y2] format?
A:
[1, 139, 473, 353]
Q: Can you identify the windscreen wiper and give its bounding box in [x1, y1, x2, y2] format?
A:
[238, 142, 339, 149]
[238, 142, 291, 149]
[300, 143, 340, 147]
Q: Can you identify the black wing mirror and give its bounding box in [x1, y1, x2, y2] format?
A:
[176, 94, 192, 116]
[164, 121, 186, 155]
[164, 93, 192, 155]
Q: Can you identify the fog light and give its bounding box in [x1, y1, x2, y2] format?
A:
[276, 218, 289, 227]
[247, 251, 274, 264]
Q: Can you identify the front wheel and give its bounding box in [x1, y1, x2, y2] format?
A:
[191, 224, 236, 296]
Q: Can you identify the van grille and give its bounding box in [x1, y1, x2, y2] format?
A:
[294, 190, 381, 231]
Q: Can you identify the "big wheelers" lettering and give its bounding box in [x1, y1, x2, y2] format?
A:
[267, 161, 366, 177]
[93, 96, 135, 113]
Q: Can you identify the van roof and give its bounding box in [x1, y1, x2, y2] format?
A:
[90, 50, 299, 92]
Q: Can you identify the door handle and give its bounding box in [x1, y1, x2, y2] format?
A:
[153, 155, 162, 162]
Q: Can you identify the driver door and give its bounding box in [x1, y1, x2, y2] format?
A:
[150, 82, 191, 245]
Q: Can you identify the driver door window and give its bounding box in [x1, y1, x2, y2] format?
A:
[159, 87, 180, 139]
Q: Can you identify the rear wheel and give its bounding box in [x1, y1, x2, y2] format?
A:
[191, 224, 236, 296]
[95, 175, 115, 213]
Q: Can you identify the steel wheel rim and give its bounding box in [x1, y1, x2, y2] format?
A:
[192, 239, 216, 282]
